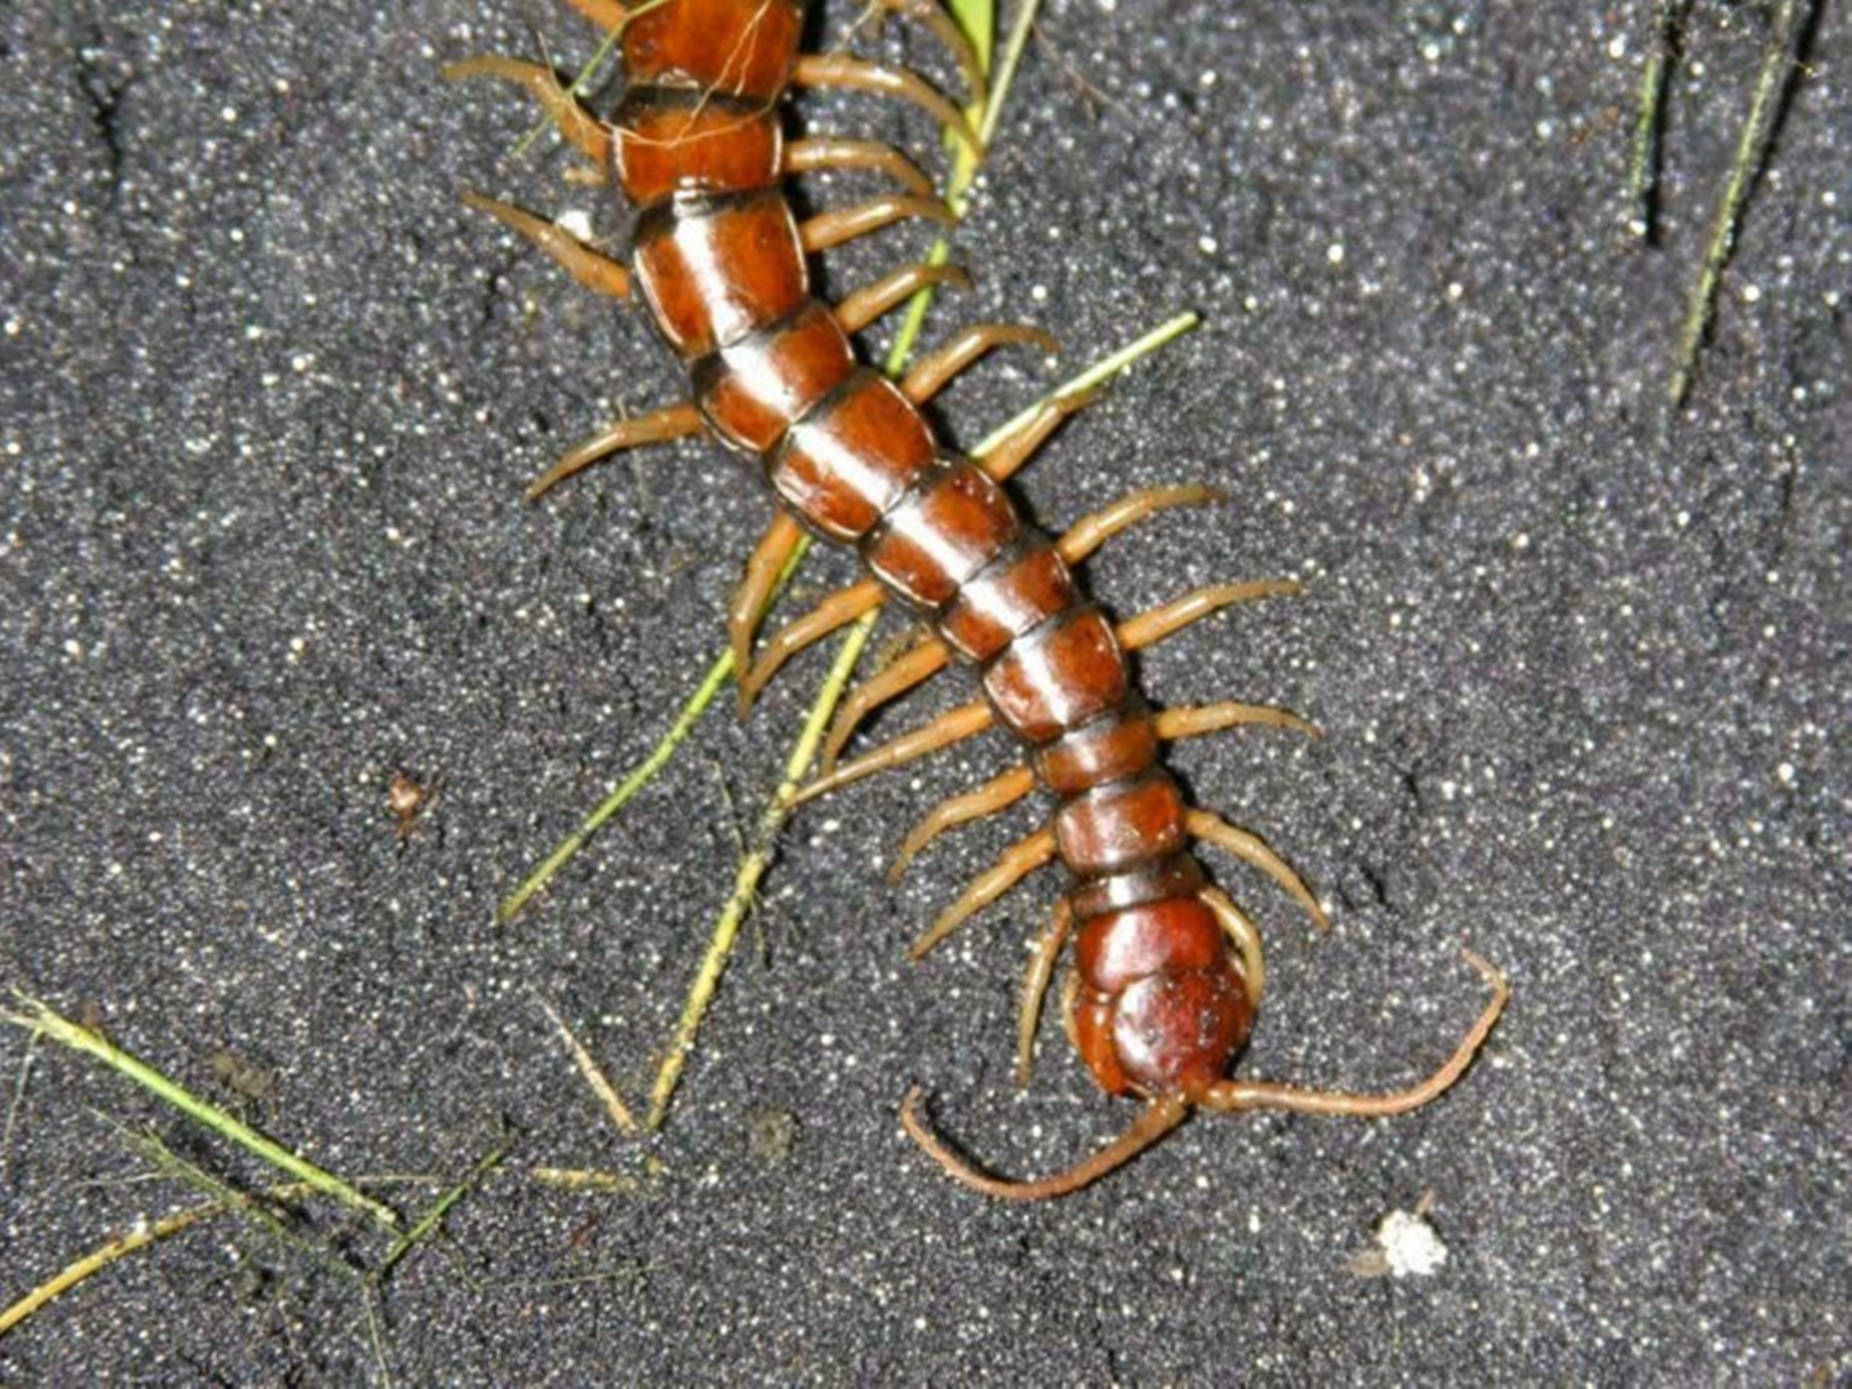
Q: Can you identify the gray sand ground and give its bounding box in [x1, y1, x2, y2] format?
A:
[2, 0, 1846, 1382]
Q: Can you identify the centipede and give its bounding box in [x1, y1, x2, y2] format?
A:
[447, 0, 1509, 1200]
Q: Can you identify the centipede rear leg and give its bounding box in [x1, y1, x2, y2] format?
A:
[816, 576, 1304, 780]
[910, 826, 1058, 959]
[784, 138, 935, 197]
[1199, 952, 1510, 1119]
[442, 55, 611, 164]
[857, 0, 989, 108]
[882, 700, 1317, 878]
[790, 53, 982, 155]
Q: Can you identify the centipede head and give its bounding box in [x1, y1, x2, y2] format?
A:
[1071, 960, 1254, 1102]
[1065, 896, 1257, 1101]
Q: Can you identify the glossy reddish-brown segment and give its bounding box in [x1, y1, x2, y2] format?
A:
[621, 0, 802, 99]
[614, 89, 782, 204]
[610, 0, 1258, 1116]
[458, 0, 1508, 1204]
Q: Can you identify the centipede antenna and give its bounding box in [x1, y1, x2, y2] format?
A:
[1200, 949, 1508, 1118]
[900, 1088, 1189, 1202]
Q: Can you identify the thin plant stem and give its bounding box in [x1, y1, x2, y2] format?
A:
[1627, 0, 1676, 241]
[1, 995, 398, 1231]
[538, 999, 640, 1135]
[884, 0, 1041, 375]
[1668, 0, 1809, 408]
[529, 1165, 640, 1191]
[0, 1175, 427, 1340]
[0, 1203, 216, 1339]
[498, 542, 808, 923]
[379, 1144, 509, 1277]
[645, 609, 881, 1129]
[112, 1122, 354, 1277]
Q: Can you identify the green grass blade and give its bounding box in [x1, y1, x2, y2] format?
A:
[645, 607, 881, 1129]
[2, 995, 399, 1231]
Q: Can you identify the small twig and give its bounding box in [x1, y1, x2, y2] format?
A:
[511, 25, 622, 159]
[529, 1165, 641, 1192]
[0, 1203, 216, 1339]
[360, 1281, 395, 1389]
[0, 1173, 430, 1340]
[111, 1122, 352, 1277]
[538, 999, 640, 1136]
[882, 0, 1038, 375]
[498, 545, 808, 924]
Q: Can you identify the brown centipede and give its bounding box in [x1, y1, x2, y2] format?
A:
[447, 0, 1508, 1200]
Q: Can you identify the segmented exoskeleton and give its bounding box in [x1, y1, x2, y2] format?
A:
[448, 0, 1507, 1199]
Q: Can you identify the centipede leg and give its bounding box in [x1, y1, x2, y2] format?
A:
[442, 57, 612, 165]
[785, 137, 935, 197]
[901, 1089, 1190, 1202]
[792, 54, 982, 156]
[973, 391, 1095, 483]
[835, 263, 973, 333]
[727, 512, 806, 680]
[901, 324, 1059, 404]
[526, 402, 705, 501]
[458, 190, 632, 301]
[814, 578, 1307, 782]
[1184, 808, 1329, 931]
[1117, 580, 1303, 652]
[890, 765, 1036, 883]
[1199, 886, 1266, 1011]
[821, 639, 951, 770]
[560, 0, 627, 30]
[800, 195, 956, 254]
[1055, 484, 1224, 564]
[884, 699, 1317, 875]
[797, 700, 992, 803]
[739, 579, 884, 711]
[1015, 898, 1074, 1086]
[1154, 701, 1322, 743]
[1200, 950, 1508, 1117]
[909, 827, 1057, 959]
[861, 0, 988, 109]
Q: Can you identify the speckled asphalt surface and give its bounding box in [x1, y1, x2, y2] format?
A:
[2, 1, 1846, 1383]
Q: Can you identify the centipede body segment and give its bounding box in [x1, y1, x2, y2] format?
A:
[449, 0, 1508, 1200]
